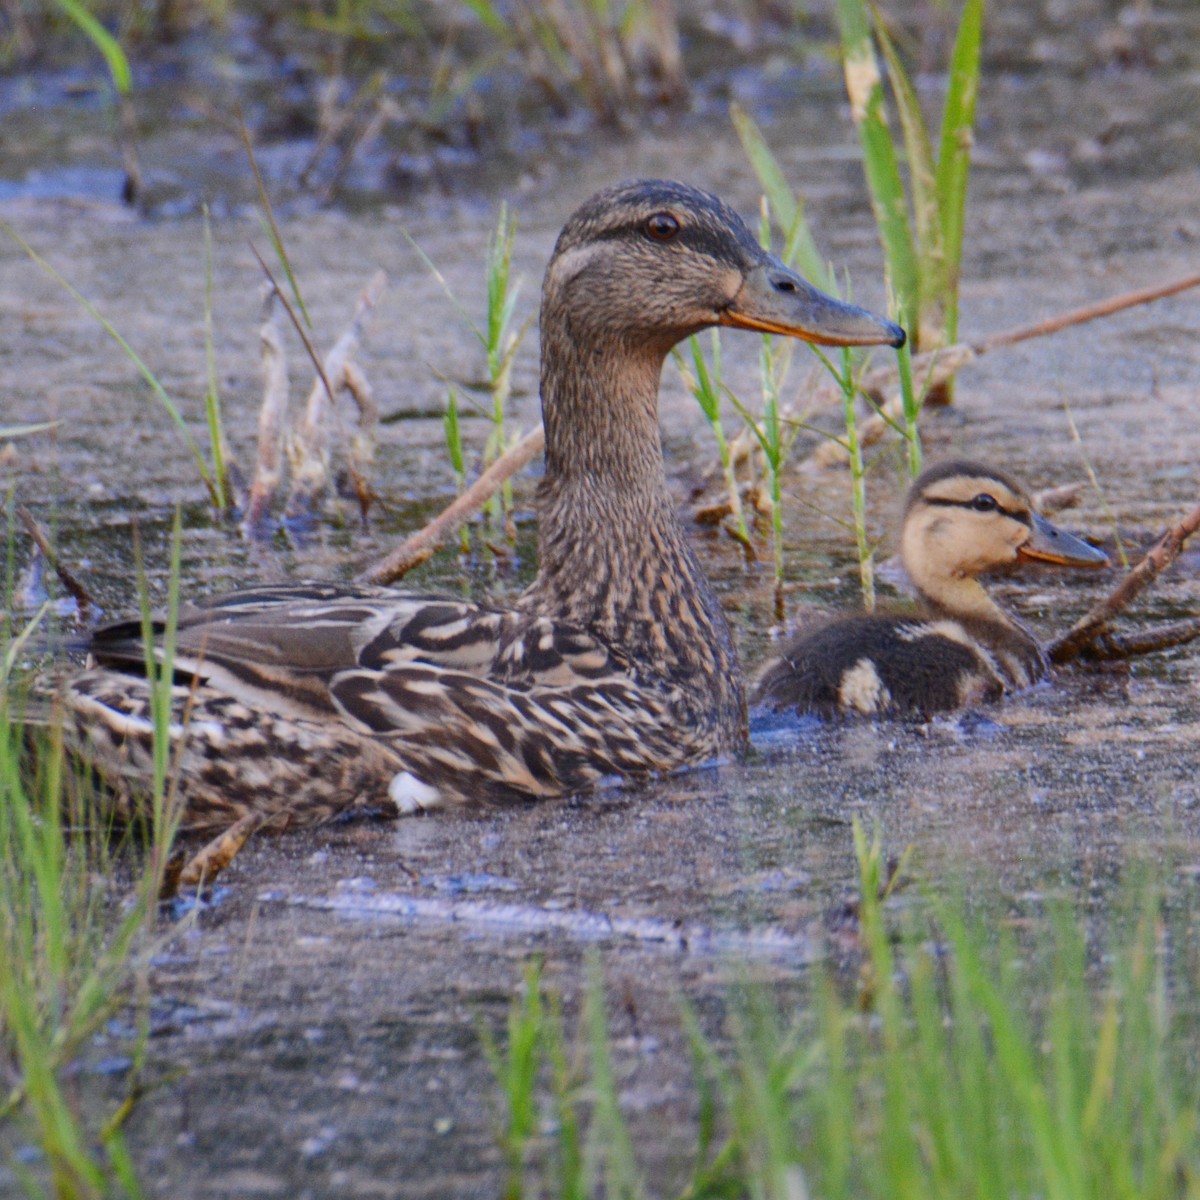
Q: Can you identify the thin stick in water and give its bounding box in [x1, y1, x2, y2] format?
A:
[16, 506, 97, 615]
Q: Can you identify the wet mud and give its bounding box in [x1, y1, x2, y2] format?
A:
[4, 1, 1200, 1194]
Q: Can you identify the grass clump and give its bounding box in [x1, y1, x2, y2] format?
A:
[0, 517, 185, 1199]
[836, 0, 984, 377]
[483, 824, 1200, 1198]
[732, 106, 927, 607]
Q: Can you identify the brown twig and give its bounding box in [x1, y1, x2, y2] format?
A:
[359, 424, 546, 585]
[1049, 500, 1200, 664]
[971, 271, 1200, 354]
[1074, 617, 1200, 662]
[17, 505, 97, 614]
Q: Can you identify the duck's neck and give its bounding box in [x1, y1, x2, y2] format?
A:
[912, 571, 1014, 629]
[524, 320, 745, 738]
[910, 571, 1047, 684]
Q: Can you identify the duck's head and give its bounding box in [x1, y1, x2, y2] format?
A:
[543, 180, 906, 356]
[900, 460, 1109, 602]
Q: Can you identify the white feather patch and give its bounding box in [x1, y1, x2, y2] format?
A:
[388, 771, 445, 814]
[838, 658, 890, 715]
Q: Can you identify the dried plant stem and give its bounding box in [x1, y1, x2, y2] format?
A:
[285, 270, 386, 521]
[360, 425, 546, 585]
[16, 506, 97, 614]
[242, 286, 290, 539]
[1049, 500, 1200, 664]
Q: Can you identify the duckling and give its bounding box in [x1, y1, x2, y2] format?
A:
[60, 180, 904, 831]
[752, 460, 1108, 719]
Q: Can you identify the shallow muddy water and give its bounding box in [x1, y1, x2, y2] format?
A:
[4, 2, 1200, 1194]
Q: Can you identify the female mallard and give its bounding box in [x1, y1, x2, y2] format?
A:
[752, 460, 1109, 719]
[63, 180, 903, 830]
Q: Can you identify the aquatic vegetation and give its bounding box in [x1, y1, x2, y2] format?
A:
[725, 124, 917, 605]
[201, 208, 232, 513]
[482, 203, 528, 534]
[812, 344, 879, 607]
[0, 519, 184, 1200]
[459, 0, 686, 126]
[674, 331, 750, 548]
[442, 388, 473, 554]
[836, 0, 984, 389]
[402, 201, 531, 540]
[482, 825, 1200, 1199]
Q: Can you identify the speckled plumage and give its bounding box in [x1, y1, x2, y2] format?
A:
[752, 461, 1108, 719]
[55, 180, 904, 830]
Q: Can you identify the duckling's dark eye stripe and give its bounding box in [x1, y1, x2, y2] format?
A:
[924, 497, 1032, 526]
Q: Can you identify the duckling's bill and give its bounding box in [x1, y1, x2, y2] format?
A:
[1018, 511, 1109, 567]
[720, 262, 905, 348]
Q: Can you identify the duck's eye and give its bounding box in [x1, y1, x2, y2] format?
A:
[645, 212, 681, 241]
[971, 493, 998, 512]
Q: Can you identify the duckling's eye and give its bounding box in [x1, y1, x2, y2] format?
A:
[644, 212, 681, 241]
[971, 493, 998, 512]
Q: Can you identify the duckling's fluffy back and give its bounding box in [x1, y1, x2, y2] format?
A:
[751, 612, 1037, 719]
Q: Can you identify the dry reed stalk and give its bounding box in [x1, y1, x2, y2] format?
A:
[284, 270, 386, 525]
[1049, 499, 1200, 664]
[241, 287, 290, 539]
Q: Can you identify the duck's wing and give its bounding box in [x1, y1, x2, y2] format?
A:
[87, 583, 628, 719]
[327, 658, 678, 808]
[74, 583, 674, 817]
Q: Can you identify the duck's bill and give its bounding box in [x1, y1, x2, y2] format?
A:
[721, 263, 906, 348]
[1018, 512, 1110, 567]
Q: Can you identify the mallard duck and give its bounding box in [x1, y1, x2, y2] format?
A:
[61, 180, 904, 830]
[752, 460, 1109, 719]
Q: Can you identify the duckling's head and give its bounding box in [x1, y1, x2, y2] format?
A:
[543, 180, 905, 356]
[901, 460, 1108, 609]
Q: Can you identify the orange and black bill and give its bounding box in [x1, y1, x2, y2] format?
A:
[721, 261, 906, 348]
[1019, 512, 1110, 567]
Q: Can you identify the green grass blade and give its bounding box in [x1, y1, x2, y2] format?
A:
[240, 122, 311, 328]
[202, 206, 230, 512]
[871, 6, 944, 346]
[935, 0, 984, 347]
[895, 337, 923, 477]
[729, 102, 834, 291]
[399, 228, 485, 349]
[835, 0, 918, 330]
[459, 0, 511, 39]
[584, 957, 644, 1199]
[55, 0, 132, 94]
